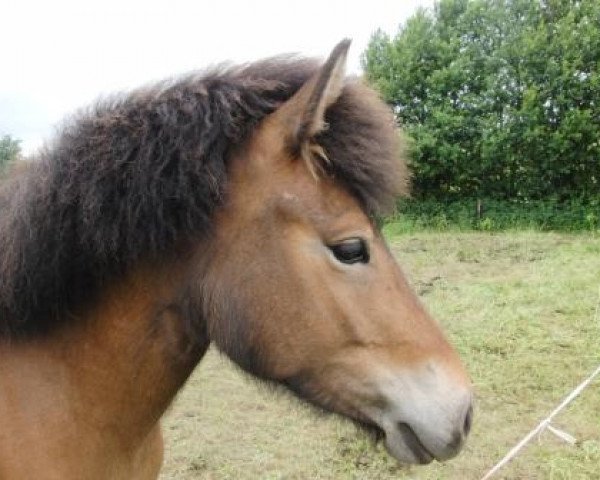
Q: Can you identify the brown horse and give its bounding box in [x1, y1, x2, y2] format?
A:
[0, 40, 472, 479]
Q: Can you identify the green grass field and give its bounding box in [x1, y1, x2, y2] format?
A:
[160, 231, 600, 479]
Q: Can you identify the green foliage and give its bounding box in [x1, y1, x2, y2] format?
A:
[363, 0, 600, 203]
[386, 198, 600, 233]
[0, 135, 21, 172]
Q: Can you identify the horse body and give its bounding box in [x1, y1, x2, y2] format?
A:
[0, 41, 472, 478]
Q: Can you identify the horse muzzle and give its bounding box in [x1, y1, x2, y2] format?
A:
[367, 361, 473, 464]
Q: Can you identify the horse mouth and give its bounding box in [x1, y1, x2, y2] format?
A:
[352, 418, 434, 465]
[393, 422, 435, 464]
[282, 376, 435, 464]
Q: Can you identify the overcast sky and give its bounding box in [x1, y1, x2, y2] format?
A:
[1, 0, 433, 154]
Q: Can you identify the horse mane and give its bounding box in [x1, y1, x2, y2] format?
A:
[0, 56, 407, 338]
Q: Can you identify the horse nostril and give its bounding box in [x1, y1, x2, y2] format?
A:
[463, 403, 473, 436]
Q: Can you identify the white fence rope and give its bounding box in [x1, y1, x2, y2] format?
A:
[480, 285, 600, 480]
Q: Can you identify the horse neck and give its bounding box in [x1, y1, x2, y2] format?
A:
[1, 256, 208, 448]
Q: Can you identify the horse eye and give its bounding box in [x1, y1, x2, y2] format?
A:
[329, 239, 369, 265]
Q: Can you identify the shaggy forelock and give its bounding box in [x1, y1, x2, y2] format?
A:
[0, 55, 407, 337]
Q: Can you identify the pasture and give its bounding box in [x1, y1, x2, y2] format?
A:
[160, 231, 600, 479]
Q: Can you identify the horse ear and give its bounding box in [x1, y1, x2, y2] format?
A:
[275, 39, 350, 156]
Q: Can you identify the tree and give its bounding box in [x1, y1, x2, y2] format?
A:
[0, 135, 21, 172]
[363, 0, 600, 202]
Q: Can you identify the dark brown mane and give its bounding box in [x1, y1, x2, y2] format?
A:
[0, 56, 407, 338]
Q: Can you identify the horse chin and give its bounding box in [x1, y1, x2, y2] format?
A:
[349, 417, 385, 443]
